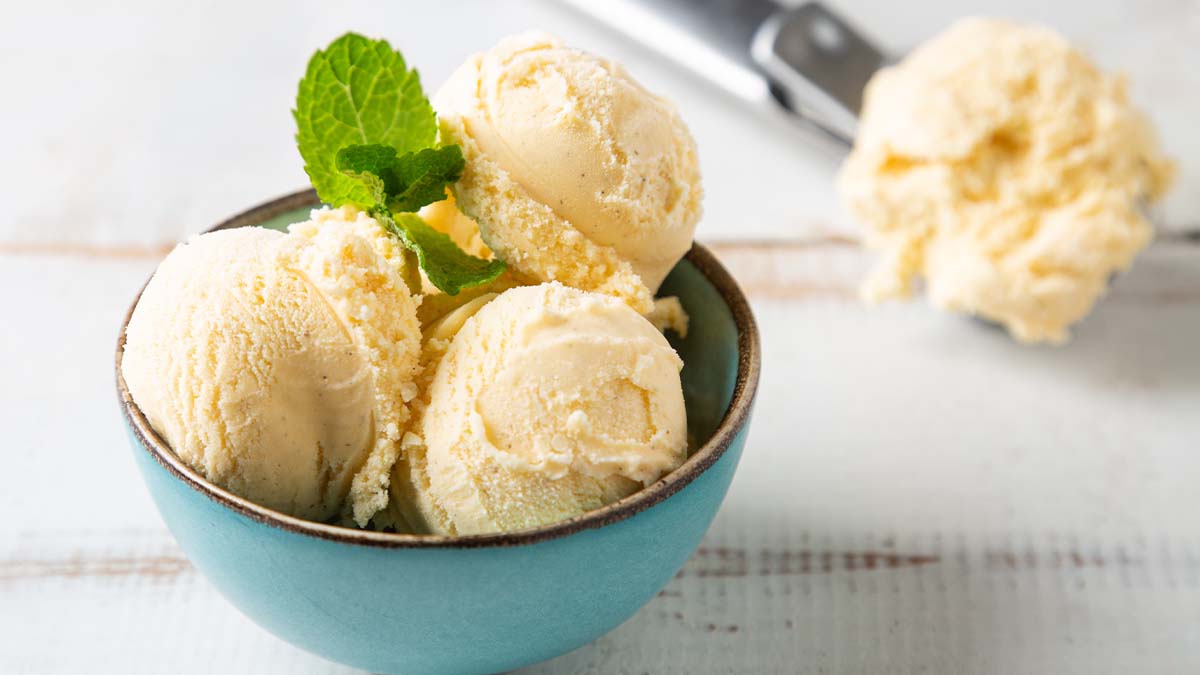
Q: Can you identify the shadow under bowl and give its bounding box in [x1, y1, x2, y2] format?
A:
[116, 189, 761, 675]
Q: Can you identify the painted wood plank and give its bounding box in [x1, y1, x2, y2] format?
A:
[4, 526, 1199, 673]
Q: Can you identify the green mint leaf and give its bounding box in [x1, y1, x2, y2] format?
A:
[294, 33, 436, 208]
[335, 143, 400, 206]
[376, 210, 506, 295]
[296, 34, 501, 295]
[335, 144, 464, 213]
[386, 145, 465, 212]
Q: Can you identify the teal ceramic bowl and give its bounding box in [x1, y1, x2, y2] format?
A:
[116, 190, 760, 675]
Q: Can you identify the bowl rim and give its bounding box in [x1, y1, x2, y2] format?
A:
[116, 188, 761, 549]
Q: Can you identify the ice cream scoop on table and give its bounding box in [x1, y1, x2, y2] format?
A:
[577, 2, 1176, 344]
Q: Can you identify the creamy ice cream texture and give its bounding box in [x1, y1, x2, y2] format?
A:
[121, 207, 421, 525]
[393, 283, 687, 536]
[838, 18, 1174, 343]
[124, 33, 700, 534]
[434, 32, 703, 314]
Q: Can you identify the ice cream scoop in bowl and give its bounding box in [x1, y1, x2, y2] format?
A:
[116, 190, 760, 675]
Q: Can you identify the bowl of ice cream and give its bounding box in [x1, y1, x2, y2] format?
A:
[117, 188, 758, 674]
[116, 30, 760, 673]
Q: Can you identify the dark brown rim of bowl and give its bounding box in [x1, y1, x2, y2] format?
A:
[116, 189, 761, 549]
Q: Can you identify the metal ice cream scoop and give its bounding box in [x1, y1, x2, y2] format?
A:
[562, 0, 887, 149]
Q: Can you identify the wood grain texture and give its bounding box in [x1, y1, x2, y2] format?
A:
[4, 527, 1199, 674]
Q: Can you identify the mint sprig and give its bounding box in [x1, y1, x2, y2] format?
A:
[378, 212, 506, 296]
[294, 33, 435, 209]
[336, 144, 465, 214]
[295, 33, 503, 294]
[335, 143, 505, 294]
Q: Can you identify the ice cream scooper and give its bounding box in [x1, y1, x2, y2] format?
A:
[562, 0, 886, 149]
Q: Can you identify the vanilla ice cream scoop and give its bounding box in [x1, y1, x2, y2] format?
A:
[435, 33, 703, 313]
[392, 283, 687, 536]
[838, 18, 1175, 343]
[122, 208, 421, 524]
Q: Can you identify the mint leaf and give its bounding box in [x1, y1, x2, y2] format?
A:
[377, 211, 506, 295]
[336, 144, 464, 213]
[387, 146, 464, 212]
[294, 33, 436, 208]
[296, 33, 504, 295]
[334, 144, 397, 206]
[337, 145, 497, 294]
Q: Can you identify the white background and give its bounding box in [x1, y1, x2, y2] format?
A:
[2, 1, 1198, 673]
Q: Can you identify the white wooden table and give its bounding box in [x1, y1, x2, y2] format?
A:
[3, 1, 1198, 673]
